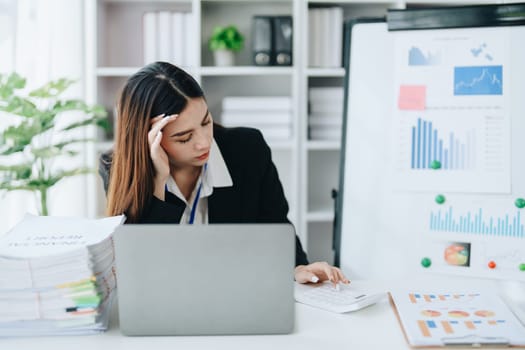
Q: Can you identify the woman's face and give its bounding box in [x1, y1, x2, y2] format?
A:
[159, 97, 213, 170]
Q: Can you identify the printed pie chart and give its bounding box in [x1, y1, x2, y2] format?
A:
[421, 310, 441, 317]
[444, 244, 469, 266]
[448, 310, 469, 318]
[475, 310, 495, 317]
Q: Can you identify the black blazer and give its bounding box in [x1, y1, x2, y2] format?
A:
[99, 124, 309, 266]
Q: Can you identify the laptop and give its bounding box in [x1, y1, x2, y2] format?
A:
[112, 223, 295, 336]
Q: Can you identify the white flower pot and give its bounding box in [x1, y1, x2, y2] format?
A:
[213, 49, 235, 66]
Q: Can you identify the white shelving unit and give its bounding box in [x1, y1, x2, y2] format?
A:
[84, 0, 510, 263]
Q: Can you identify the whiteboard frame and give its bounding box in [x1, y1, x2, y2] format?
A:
[333, 3, 525, 281]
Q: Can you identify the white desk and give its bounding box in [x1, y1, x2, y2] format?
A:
[4, 279, 525, 350]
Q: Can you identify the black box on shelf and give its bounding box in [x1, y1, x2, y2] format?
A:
[252, 16, 273, 66]
[272, 16, 293, 66]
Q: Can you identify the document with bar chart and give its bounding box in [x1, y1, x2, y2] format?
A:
[390, 290, 525, 347]
[392, 29, 511, 193]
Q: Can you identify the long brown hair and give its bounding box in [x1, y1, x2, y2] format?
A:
[106, 62, 204, 222]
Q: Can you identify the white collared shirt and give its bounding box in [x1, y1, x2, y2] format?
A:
[165, 139, 233, 224]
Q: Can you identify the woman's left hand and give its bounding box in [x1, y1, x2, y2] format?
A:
[294, 262, 350, 286]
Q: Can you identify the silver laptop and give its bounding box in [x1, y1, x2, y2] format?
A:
[113, 224, 295, 336]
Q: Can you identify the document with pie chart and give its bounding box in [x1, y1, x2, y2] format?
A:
[390, 290, 525, 347]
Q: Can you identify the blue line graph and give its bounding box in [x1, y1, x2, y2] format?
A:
[454, 66, 502, 95]
[430, 207, 524, 238]
[411, 118, 475, 170]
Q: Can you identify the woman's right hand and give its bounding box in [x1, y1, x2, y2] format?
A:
[148, 114, 177, 199]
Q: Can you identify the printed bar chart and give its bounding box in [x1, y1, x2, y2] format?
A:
[409, 293, 480, 304]
[411, 118, 475, 170]
[429, 207, 524, 237]
[417, 319, 507, 337]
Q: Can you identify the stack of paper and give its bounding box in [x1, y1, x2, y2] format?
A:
[308, 87, 343, 141]
[0, 214, 125, 337]
[221, 96, 293, 141]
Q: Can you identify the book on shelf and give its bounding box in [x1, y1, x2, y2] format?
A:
[221, 111, 292, 126]
[308, 7, 344, 68]
[183, 12, 196, 67]
[221, 96, 293, 141]
[257, 126, 292, 140]
[308, 9, 320, 67]
[143, 12, 157, 65]
[321, 9, 332, 69]
[308, 87, 344, 101]
[142, 11, 193, 66]
[310, 103, 343, 114]
[309, 127, 342, 141]
[309, 115, 342, 126]
[157, 11, 171, 62]
[171, 12, 185, 66]
[330, 7, 343, 68]
[222, 96, 292, 111]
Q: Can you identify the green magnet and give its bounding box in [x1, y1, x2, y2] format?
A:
[421, 257, 432, 268]
[515, 198, 525, 209]
[430, 160, 441, 169]
[435, 194, 446, 205]
[519, 263, 525, 272]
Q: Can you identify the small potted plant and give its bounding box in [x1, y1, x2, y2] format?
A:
[208, 25, 244, 66]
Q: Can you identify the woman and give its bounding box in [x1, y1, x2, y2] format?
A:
[100, 61, 348, 285]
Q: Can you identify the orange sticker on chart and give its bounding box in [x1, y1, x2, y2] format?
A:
[398, 85, 426, 110]
[475, 310, 495, 317]
[421, 310, 441, 317]
[448, 310, 469, 318]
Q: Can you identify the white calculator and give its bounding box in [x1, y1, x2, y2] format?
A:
[294, 282, 387, 313]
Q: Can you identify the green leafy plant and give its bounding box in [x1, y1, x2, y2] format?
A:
[0, 72, 109, 215]
[208, 25, 244, 52]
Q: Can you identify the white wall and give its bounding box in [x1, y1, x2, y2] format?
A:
[0, 0, 87, 235]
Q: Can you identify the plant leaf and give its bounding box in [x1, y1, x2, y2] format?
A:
[0, 182, 38, 192]
[61, 115, 109, 131]
[0, 73, 26, 100]
[30, 138, 94, 159]
[0, 96, 39, 117]
[44, 167, 95, 188]
[0, 164, 32, 180]
[0, 122, 41, 155]
[29, 78, 76, 98]
[52, 99, 90, 114]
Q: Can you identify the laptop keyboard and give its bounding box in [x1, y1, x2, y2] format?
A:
[295, 283, 386, 313]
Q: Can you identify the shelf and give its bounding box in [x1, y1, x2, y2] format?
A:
[267, 140, 295, 150]
[199, 66, 294, 76]
[306, 68, 345, 77]
[96, 67, 139, 77]
[202, 0, 291, 2]
[308, 0, 398, 4]
[306, 141, 341, 150]
[103, 0, 191, 3]
[97, 66, 196, 77]
[306, 210, 334, 222]
[405, 0, 497, 3]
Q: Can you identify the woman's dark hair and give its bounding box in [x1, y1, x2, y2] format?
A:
[106, 62, 204, 222]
